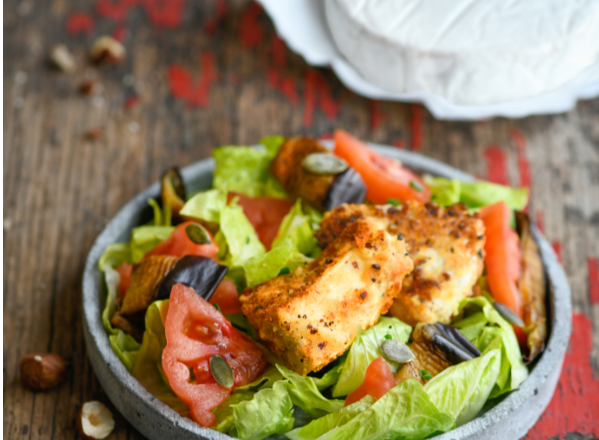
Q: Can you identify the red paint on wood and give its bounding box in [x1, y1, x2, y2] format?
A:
[369, 100, 385, 130]
[409, 104, 423, 150]
[125, 96, 139, 110]
[167, 52, 215, 107]
[271, 35, 287, 66]
[280, 77, 299, 106]
[66, 12, 95, 36]
[589, 258, 599, 305]
[320, 132, 332, 140]
[142, 0, 185, 29]
[535, 210, 545, 233]
[484, 146, 509, 185]
[527, 312, 599, 439]
[267, 68, 279, 88]
[393, 139, 405, 149]
[552, 241, 563, 264]
[238, 2, 264, 48]
[303, 70, 340, 126]
[510, 128, 531, 189]
[113, 25, 128, 41]
[315, 72, 340, 120]
[95, 0, 134, 21]
[204, 0, 227, 34]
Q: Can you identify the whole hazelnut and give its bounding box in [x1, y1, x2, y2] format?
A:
[90, 36, 126, 65]
[77, 401, 115, 440]
[19, 353, 67, 391]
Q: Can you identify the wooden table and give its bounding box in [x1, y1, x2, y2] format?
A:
[3, 1, 598, 439]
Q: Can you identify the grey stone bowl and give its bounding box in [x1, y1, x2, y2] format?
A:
[82, 142, 572, 440]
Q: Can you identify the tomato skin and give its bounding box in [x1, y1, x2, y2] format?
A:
[345, 357, 396, 406]
[333, 130, 431, 204]
[480, 201, 525, 342]
[143, 221, 219, 261]
[208, 279, 242, 315]
[228, 193, 293, 250]
[115, 262, 133, 297]
[162, 284, 268, 427]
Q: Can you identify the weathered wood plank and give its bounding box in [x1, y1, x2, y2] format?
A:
[3, 0, 598, 439]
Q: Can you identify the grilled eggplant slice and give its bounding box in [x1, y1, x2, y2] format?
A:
[156, 255, 228, 301]
[269, 137, 366, 210]
[120, 256, 180, 315]
[394, 360, 426, 385]
[516, 211, 547, 362]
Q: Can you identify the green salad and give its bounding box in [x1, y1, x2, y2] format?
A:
[99, 131, 546, 440]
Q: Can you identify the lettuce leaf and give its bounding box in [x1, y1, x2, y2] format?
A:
[425, 349, 501, 426]
[273, 199, 320, 256]
[217, 200, 266, 266]
[260, 135, 285, 156]
[131, 300, 189, 416]
[179, 189, 227, 225]
[333, 317, 412, 397]
[214, 391, 256, 434]
[452, 297, 528, 398]
[285, 396, 376, 440]
[423, 175, 529, 211]
[101, 267, 140, 370]
[317, 379, 454, 440]
[147, 198, 172, 227]
[235, 365, 285, 393]
[229, 380, 295, 440]
[98, 243, 131, 270]
[130, 226, 174, 264]
[276, 365, 345, 418]
[243, 237, 311, 288]
[311, 363, 344, 392]
[212, 146, 287, 199]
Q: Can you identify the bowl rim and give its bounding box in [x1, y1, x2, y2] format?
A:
[82, 142, 572, 440]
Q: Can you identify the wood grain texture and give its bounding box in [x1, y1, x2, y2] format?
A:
[3, 1, 598, 439]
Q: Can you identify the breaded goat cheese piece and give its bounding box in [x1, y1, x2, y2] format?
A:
[240, 219, 413, 375]
[316, 202, 485, 325]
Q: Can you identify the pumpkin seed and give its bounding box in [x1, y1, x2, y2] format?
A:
[380, 339, 415, 363]
[302, 153, 348, 175]
[185, 224, 211, 245]
[420, 369, 432, 380]
[492, 301, 525, 327]
[210, 355, 234, 388]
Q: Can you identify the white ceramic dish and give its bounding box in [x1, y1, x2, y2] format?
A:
[256, 0, 599, 120]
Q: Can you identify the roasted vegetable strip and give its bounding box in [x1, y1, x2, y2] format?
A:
[516, 212, 547, 361]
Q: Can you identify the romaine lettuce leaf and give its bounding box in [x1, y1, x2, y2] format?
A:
[333, 317, 412, 397]
[317, 379, 454, 440]
[425, 348, 501, 426]
[311, 363, 344, 392]
[273, 199, 320, 256]
[276, 365, 345, 418]
[285, 396, 376, 440]
[130, 226, 174, 264]
[98, 243, 131, 270]
[234, 365, 285, 393]
[131, 300, 189, 416]
[260, 135, 285, 156]
[213, 391, 256, 434]
[243, 237, 311, 288]
[147, 198, 172, 227]
[179, 189, 227, 225]
[101, 267, 140, 370]
[452, 297, 528, 398]
[213, 146, 287, 199]
[217, 200, 265, 266]
[229, 380, 295, 440]
[423, 175, 529, 211]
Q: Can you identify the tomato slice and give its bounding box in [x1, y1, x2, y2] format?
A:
[480, 201, 525, 341]
[208, 279, 242, 315]
[162, 284, 268, 427]
[345, 357, 396, 406]
[143, 221, 219, 261]
[333, 130, 431, 204]
[228, 193, 293, 250]
[114, 262, 133, 297]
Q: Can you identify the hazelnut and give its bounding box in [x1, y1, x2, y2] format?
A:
[77, 401, 115, 440]
[50, 44, 76, 73]
[90, 36, 126, 65]
[19, 353, 67, 391]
